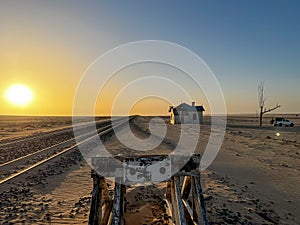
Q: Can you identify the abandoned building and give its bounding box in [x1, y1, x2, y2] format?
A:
[169, 102, 205, 124]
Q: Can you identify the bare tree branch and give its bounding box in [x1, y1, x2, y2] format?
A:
[257, 82, 281, 126]
[258, 81, 266, 108]
[262, 104, 281, 114]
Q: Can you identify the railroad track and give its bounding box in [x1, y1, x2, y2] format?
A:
[0, 118, 116, 148]
[0, 116, 134, 185]
[0, 118, 125, 164]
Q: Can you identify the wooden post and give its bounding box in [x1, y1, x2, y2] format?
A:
[181, 176, 191, 199]
[172, 176, 187, 225]
[166, 180, 172, 200]
[89, 154, 209, 225]
[88, 170, 103, 225]
[111, 177, 125, 225]
[101, 200, 114, 225]
[192, 176, 208, 225]
[170, 177, 177, 223]
[165, 180, 173, 220]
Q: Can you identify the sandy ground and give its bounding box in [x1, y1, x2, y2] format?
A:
[123, 116, 300, 224]
[0, 116, 73, 142]
[0, 115, 299, 224]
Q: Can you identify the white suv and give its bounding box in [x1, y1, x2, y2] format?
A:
[273, 117, 294, 127]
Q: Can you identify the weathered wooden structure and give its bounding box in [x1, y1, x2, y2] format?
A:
[88, 154, 208, 225]
[169, 102, 205, 124]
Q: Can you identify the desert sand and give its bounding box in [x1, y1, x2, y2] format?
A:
[0, 115, 299, 224]
[0, 116, 73, 142]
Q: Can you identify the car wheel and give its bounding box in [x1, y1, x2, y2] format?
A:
[290, 123, 294, 127]
[279, 123, 282, 127]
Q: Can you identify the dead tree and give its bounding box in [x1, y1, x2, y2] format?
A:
[258, 81, 281, 126]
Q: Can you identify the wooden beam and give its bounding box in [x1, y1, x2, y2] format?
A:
[173, 176, 187, 225]
[192, 176, 208, 225]
[89, 154, 209, 225]
[181, 176, 191, 199]
[88, 180, 97, 224]
[170, 178, 177, 224]
[88, 171, 103, 225]
[111, 178, 125, 225]
[101, 199, 114, 225]
[165, 199, 174, 223]
[102, 179, 110, 204]
[182, 199, 197, 225]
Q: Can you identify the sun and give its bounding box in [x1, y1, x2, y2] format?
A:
[6, 84, 33, 106]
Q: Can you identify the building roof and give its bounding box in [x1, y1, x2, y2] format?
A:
[195, 106, 205, 111]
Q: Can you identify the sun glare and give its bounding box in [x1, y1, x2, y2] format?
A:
[6, 84, 33, 106]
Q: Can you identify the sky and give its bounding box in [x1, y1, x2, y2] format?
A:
[0, 0, 299, 115]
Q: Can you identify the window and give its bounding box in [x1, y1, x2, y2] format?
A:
[193, 114, 197, 120]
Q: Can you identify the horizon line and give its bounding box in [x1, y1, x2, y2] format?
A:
[0, 112, 299, 117]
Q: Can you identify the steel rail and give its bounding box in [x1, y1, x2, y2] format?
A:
[0, 116, 134, 185]
[0, 118, 122, 148]
[0, 123, 114, 168]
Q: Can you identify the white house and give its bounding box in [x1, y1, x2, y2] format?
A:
[169, 102, 205, 124]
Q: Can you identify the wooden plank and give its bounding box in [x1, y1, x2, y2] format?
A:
[111, 178, 124, 225]
[191, 178, 201, 224]
[165, 199, 174, 223]
[102, 179, 110, 204]
[182, 199, 197, 225]
[170, 178, 178, 224]
[91, 153, 202, 179]
[97, 177, 104, 225]
[88, 180, 97, 224]
[173, 176, 187, 225]
[122, 184, 126, 213]
[192, 176, 208, 225]
[89, 154, 207, 225]
[192, 191, 197, 224]
[101, 199, 114, 225]
[181, 176, 191, 199]
[89, 172, 103, 225]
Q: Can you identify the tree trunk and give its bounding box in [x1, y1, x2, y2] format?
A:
[259, 106, 263, 127]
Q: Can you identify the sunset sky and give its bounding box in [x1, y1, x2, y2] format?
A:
[1, 1, 299, 116]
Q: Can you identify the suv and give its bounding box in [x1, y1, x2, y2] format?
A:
[272, 117, 294, 127]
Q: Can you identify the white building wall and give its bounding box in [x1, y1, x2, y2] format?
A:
[170, 110, 203, 124]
